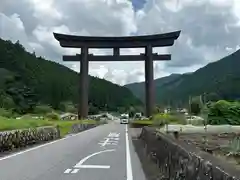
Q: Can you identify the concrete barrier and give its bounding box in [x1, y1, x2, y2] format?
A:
[140, 127, 240, 180]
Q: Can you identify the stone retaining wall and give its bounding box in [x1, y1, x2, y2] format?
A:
[70, 123, 97, 134]
[140, 127, 240, 180]
[0, 123, 97, 153]
[0, 126, 60, 152]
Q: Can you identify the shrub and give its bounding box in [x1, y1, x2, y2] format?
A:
[208, 100, 240, 125]
[152, 114, 167, 126]
[34, 105, 52, 114]
[152, 113, 186, 126]
[0, 108, 13, 118]
[59, 102, 77, 113]
[46, 112, 60, 121]
[20, 114, 34, 120]
[34, 105, 53, 115]
[227, 136, 240, 156]
[0, 95, 15, 109]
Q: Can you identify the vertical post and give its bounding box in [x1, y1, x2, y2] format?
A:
[79, 47, 89, 119]
[113, 48, 120, 56]
[145, 45, 154, 117]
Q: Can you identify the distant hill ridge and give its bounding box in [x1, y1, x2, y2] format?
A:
[125, 49, 240, 106]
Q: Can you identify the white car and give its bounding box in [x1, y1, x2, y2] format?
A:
[120, 114, 129, 124]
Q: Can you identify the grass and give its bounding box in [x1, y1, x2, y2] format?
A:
[130, 119, 153, 128]
[0, 116, 52, 131]
[130, 113, 187, 128]
[0, 116, 97, 137]
[131, 120, 153, 125]
[152, 113, 187, 126]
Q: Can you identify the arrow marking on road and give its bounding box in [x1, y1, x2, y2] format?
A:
[74, 149, 115, 168]
[64, 149, 115, 174]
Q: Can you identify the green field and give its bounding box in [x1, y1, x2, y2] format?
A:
[131, 120, 153, 125]
[0, 117, 97, 137]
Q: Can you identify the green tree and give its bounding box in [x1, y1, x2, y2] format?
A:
[5, 75, 38, 114]
[89, 103, 99, 115]
[128, 106, 136, 118]
[208, 100, 240, 125]
[190, 96, 201, 115]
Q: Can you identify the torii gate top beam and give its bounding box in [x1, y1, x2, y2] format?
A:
[53, 31, 180, 48]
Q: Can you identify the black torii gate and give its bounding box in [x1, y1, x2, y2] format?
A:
[53, 31, 180, 119]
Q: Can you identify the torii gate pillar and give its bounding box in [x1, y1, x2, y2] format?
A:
[79, 47, 89, 119]
[145, 45, 154, 117]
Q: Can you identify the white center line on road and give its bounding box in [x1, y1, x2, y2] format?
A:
[125, 125, 133, 180]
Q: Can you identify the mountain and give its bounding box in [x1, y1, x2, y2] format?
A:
[125, 74, 181, 101]
[0, 38, 141, 113]
[125, 49, 240, 107]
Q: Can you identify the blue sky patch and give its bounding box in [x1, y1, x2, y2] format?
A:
[131, 0, 146, 11]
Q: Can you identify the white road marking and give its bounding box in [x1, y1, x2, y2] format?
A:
[112, 137, 120, 140]
[77, 165, 110, 169]
[108, 132, 120, 137]
[125, 125, 133, 180]
[98, 132, 120, 147]
[0, 125, 103, 161]
[64, 169, 72, 174]
[71, 169, 79, 174]
[99, 138, 110, 147]
[110, 142, 118, 145]
[74, 149, 115, 169]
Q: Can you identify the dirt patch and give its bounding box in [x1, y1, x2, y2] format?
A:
[177, 132, 240, 169]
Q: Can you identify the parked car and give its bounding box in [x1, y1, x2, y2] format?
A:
[134, 112, 142, 119]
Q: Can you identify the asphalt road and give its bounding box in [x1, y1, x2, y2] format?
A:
[0, 121, 146, 180]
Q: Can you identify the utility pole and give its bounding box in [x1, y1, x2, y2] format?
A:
[188, 95, 192, 114]
[201, 92, 208, 151]
[188, 95, 192, 125]
[203, 92, 206, 105]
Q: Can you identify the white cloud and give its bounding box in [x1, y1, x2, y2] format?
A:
[30, 0, 63, 22]
[1, 0, 240, 85]
[0, 12, 41, 53]
[0, 13, 27, 43]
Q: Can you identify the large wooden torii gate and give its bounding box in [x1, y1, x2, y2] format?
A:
[53, 31, 180, 119]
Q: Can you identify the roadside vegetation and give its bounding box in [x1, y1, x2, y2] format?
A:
[130, 112, 187, 128]
[130, 99, 240, 129]
[0, 107, 97, 137]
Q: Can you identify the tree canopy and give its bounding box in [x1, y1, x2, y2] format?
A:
[0, 38, 142, 114]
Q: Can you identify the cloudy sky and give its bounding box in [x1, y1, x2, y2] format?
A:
[1, 0, 240, 85]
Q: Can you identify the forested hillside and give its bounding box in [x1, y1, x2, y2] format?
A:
[0, 39, 141, 114]
[125, 74, 181, 101]
[126, 49, 240, 107]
